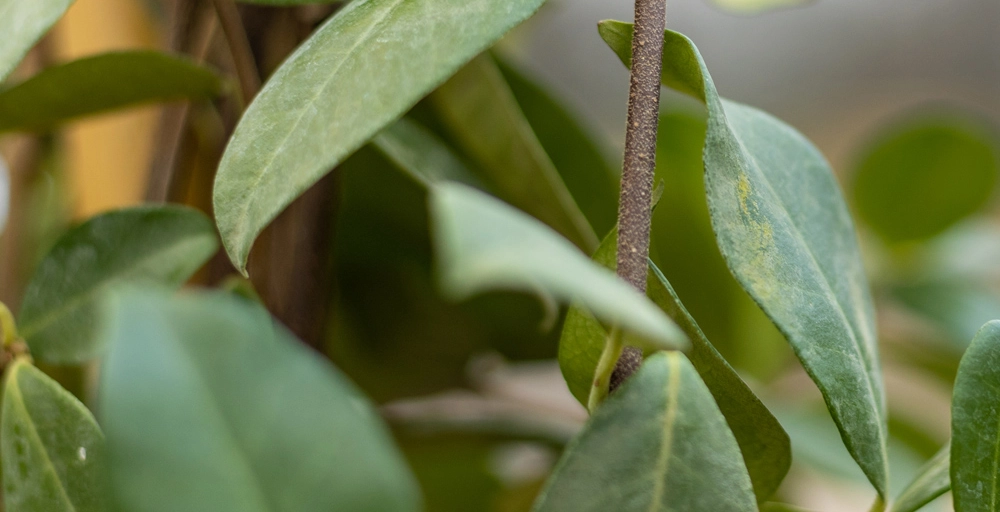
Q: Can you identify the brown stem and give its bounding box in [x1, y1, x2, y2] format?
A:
[210, 0, 261, 105]
[610, 0, 667, 392]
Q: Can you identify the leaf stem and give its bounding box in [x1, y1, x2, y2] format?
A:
[0, 302, 17, 347]
[611, 0, 667, 390]
[588, 327, 624, 412]
[210, 0, 261, 105]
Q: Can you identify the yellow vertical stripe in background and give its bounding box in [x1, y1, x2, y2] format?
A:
[54, 0, 162, 218]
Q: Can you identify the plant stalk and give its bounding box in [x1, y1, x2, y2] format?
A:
[211, 0, 261, 105]
[610, 0, 667, 392]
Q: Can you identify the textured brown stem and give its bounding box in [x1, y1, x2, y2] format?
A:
[610, 0, 666, 392]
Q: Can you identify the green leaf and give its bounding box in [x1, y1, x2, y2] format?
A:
[891, 443, 950, 512]
[0, 51, 224, 133]
[532, 352, 757, 511]
[372, 117, 482, 188]
[213, 0, 547, 273]
[951, 320, 1000, 511]
[430, 182, 687, 353]
[496, 57, 620, 238]
[431, 54, 597, 252]
[707, 0, 812, 15]
[1, 359, 107, 512]
[852, 113, 1000, 244]
[18, 205, 218, 364]
[600, 20, 889, 498]
[99, 288, 421, 512]
[0, 0, 74, 81]
[559, 228, 790, 502]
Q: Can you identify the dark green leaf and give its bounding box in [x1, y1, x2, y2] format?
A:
[1, 359, 107, 512]
[533, 352, 757, 511]
[559, 228, 790, 502]
[0, 0, 74, 81]
[496, 57, 620, 238]
[431, 54, 597, 252]
[213, 0, 547, 273]
[0, 51, 224, 132]
[430, 182, 687, 353]
[99, 288, 421, 512]
[891, 443, 950, 512]
[951, 320, 1000, 511]
[600, 21, 889, 497]
[18, 205, 218, 364]
[852, 113, 1000, 243]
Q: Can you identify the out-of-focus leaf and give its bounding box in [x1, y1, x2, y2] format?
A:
[430, 182, 687, 353]
[496, 57, 619, 237]
[852, 114, 1000, 244]
[1, 359, 107, 512]
[99, 288, 421, 512]
[431, 55, 597, 252]
[601, 21, 888, 498]
[214, 0, 547, 273]
[18, 205, 218, 364]
[893, 280, 1000, 350]
[0, 154, 9, 234]
[0, 51, 223, 132]
[372, 117, 481, 187]
[708, 0, 812, 15]
[0, 0, 74, 81]
[533, 352, 757, 511]
[951, 320, 1000, 511]
[891, 443, 950, 512]
[237, 0, 339, 4]
[559, 228, 789, 502]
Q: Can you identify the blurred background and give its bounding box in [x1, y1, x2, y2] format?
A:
[3, 0, 1000, 510]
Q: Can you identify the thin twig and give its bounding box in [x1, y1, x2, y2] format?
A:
[610, 0, 667, 392]
[211, 0, 261, 105]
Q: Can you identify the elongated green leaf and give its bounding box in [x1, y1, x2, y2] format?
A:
[18, 205, 218, 364]
[214, 0, 547, 273]
[99, 288, 421, 512]
[372, 117, 482, 187]
[2, 359, 107, 512]
[600, 21, 888, 497]
[559, 228, 790, 502]
[708, 0, 811, 15]
[496, 57, 620, 239]
[852, 113, 1000, 244]
[891, 443, 950, 512]
[430, 182, 687, 353]
[0, 0, 74, 81]
[0, 51, 223, 133]
[431, 54, 597, 252]
[533, 352, 757, 511]
[952, 320, 1000, 511]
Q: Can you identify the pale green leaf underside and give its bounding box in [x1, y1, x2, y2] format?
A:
[371, 117, 481, 188]
[431, 54, 598, 252]
[213, 0, 547, 273]
[891, 443, 950, 512]
[0, 0, 74, 81]
[952, 320, 1000, 512]
[2, 360, 107, 512]
[533, 352, 757, 511]
[0, 51, 223, 133]
[558, 228, 790, 502]
[599, 20, 888, 498]
[430, 182, 687, 353]
[17, 205, 218, 364]
[99, 288, 421, 512]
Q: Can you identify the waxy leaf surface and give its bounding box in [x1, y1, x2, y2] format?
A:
[600, 21, 888, 497]
[18, 205, 218, 364]
[533, 352, 757, 511]
[0, 51, 223, 132]
[432, 55, 597, 252]
[559, 229, 790, 501]
[0, 0, 74, 81]
[99, 289, 421, 512]
[2, 360, 107, 512]
[430, 182, 687, 353]
[952, 320, 1000, 512]
[214, 0, 547, 272]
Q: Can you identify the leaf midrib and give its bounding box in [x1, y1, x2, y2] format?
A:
[647, 355, 681, 512]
